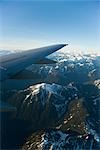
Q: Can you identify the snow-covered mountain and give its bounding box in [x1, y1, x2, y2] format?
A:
[7, 81, 100, 150]
[8, 83, 79, 129]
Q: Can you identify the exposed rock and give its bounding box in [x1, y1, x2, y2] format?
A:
[57, 99, 89, 135]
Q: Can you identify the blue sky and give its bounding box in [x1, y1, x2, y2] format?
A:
[0, 0, 99, 53]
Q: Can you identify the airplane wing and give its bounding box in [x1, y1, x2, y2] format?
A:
[0, 44, 67, 112]
[0, 44, 67, 81]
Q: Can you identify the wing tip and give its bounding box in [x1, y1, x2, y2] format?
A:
[57, 44, 68, 48]
[62, 44, 68, 47]
[55, 43, 68, 50]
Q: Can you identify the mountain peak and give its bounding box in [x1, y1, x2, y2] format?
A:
[27, 83, 63, 96]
